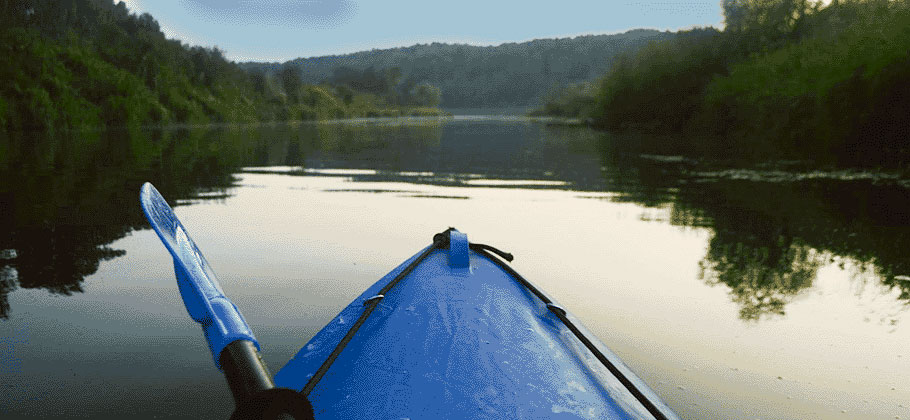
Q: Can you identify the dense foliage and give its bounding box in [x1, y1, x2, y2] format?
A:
[242, 30, 671, 108]
[0, 0, 442, 134]
[545, 0, 910, 167]
[528, 82, 598, 119]
[706, 0, 910, 166]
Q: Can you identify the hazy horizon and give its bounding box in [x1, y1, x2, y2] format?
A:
[236, 28, 668, 64]
[118, 0, 723, 62]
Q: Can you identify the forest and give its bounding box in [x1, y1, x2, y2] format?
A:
[539, 0, 910, 168]
[0, 0, 444, 134]
[241, 30, 670, 108]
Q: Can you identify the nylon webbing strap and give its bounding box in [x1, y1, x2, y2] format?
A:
[473, 248, 673, 420]
[299, 230, 451, 396]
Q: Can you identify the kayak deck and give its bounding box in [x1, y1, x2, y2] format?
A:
[274, 230, 673, 419]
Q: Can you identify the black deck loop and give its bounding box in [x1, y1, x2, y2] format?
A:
[362, 295, 385, 306]
[432, 227, 457, 248]
[470, 243, 514, 262]
[546, 303, 567, 317]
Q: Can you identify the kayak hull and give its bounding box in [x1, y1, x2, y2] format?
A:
[275, 231, 676, 419]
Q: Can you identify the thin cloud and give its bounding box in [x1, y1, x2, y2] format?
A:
[179, 0, 357, 28]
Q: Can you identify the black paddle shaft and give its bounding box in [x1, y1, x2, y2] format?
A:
[220, 340, 276, 403]
[220, 340, 315, 420]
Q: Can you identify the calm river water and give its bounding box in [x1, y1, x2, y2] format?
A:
[1, 117, 909, 419]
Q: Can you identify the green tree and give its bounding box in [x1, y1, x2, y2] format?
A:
[409, 83, 441, 107]
[723, 0, 811, 33]
[278, 65, 302, 102]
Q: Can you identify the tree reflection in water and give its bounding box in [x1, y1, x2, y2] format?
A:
[2, 122, 908, 322]
[597, 133, 910, 320]
[699, 231, 820, 321]
[0, 125, 306, 319]
[0, 120, 444, 319]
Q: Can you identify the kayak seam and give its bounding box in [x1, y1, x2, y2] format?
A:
[298, 237, 445, 396]
[473, 247, 674, 420]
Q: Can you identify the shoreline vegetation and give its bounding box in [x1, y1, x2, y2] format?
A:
[4, 0, 907, 174]
[0, 1, 446, 135]
[534, 0, 910, 169]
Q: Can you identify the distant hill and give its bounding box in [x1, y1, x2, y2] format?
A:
[241, 29, 670, 108]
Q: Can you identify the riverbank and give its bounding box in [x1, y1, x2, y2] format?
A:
[536, 0, 910, 168]
[0, 3, 444, 134]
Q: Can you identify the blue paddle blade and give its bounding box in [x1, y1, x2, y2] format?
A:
[139, 182, 258, 369]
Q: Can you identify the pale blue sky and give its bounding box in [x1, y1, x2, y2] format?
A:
[120, 0, 724, 62]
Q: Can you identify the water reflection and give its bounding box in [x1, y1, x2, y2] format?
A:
[0, 127, 259, 318]
[597, 134, 910, 320]
[700, 232, 821, 320]
[246, 121, 607, 191]
[2, 119, 908, 324]
[0, 121, 447, 319]
[235, 119, 910, 321]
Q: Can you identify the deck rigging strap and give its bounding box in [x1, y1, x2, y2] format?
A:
[298, 229, 453, 396]
[473, 248, 674, 420]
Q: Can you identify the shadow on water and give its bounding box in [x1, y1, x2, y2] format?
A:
[597, 133, 910, 320]
[0, 126, 291, 319]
